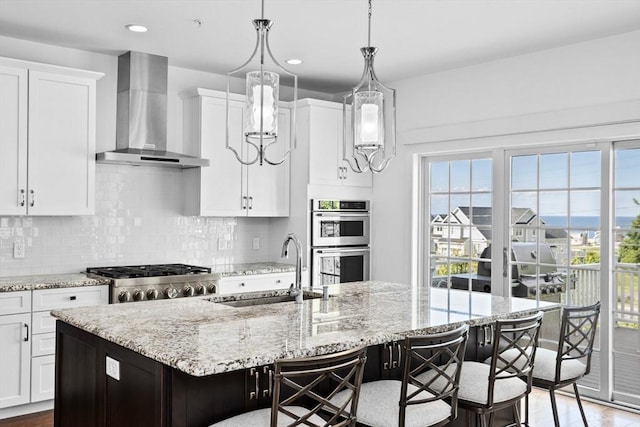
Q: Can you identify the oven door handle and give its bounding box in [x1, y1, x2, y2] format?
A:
[315, 248, 369, 254]
[313, 212, 369, 218]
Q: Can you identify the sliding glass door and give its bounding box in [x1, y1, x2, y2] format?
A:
[422, 139, 640, 408]
[612, 141, 640, 407]
[507, 145, 605, 397]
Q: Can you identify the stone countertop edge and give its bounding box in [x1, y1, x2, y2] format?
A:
[50, 282, 560, 377]
[0, 273, 111, 292]
[0, 262, 296, 292]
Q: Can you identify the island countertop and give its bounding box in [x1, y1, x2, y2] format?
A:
[51, 281, 557, 377]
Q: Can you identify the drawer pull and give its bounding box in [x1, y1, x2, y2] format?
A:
[23, 323, 29, 342]
[69, 296, 77, 301]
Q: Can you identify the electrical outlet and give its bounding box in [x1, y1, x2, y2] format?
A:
[106, 356, 120, 380]
[252, 237, 260, 250]
[13, 237, 25, 258]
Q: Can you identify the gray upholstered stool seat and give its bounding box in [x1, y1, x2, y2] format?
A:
[333, 380, 452, 427]
[530, 347, 587, 382]
[211, 406, 327, 426]
[456, 362, 528, 405]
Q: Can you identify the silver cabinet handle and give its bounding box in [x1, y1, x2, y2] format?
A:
[242, 196, 247, 210]
[29, 189, 35, 207]
[248, 196, 253, 210]
[263, 366, 272, 398]
[23, 323, 29, 342]
[503, 247, 508, 278]
[19, 189, 25, 207]
[249, 367, 257, 400]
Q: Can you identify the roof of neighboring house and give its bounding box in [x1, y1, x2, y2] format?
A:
[431, 206, 568, 240]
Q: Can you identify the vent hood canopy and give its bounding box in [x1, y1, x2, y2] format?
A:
[96, 51, 209, 168]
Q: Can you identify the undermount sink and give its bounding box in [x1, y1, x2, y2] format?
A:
[218, 293, 321, 308]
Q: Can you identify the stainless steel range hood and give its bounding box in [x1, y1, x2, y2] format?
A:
[96, 51, 209, 168]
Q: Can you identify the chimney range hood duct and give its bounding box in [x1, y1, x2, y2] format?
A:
[96, 51, 209, 168]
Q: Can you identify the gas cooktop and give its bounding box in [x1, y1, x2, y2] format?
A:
[86, 263, 211, 279]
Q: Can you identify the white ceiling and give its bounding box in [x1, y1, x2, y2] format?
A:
[0, 0, 638, 93]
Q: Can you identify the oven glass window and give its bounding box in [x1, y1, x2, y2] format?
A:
[318, 255, 365, 284]
[320, 220, 364, 238]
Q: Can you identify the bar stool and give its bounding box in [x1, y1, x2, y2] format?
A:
[210, 345, 367, 427]
[525, 302, 600, 426]
[333, 324, 469, 427]
[456, 312, 544, 427]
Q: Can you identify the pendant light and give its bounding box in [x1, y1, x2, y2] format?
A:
[226, 0, 297, 166]
[343, 0, 396, 173]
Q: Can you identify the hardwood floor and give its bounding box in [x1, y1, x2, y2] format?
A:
[0, 388, 638, 426]
[0, 410, 52, 427]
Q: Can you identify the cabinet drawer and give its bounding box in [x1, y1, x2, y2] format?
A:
[0, 290, 32, 315]
[32, 285, 108, 311]
[32, 332, 56, 357]
[32, 310, 56, 335]
[218, 273, 294, 295]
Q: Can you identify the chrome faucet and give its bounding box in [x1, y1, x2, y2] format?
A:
[281, 233, 303, 304]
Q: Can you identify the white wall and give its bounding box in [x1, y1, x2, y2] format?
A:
[371, 30, 640, 285]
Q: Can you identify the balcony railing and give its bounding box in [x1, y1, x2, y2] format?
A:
[568, 263, 638, 329]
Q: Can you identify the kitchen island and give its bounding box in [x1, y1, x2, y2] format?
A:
[52, 281, 557, 426]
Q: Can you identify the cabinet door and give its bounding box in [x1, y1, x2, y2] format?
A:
[31, 354, 55, 402]
[308, 106, 343, 186]
[0, 313, 31, 408]
[198, 96, 245, 216]
[0, 65, 28, 215]
[247, 107, 291, 216]
[27, 71, 96, 215]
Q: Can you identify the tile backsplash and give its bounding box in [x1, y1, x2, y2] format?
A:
[0, 164, 271, 276]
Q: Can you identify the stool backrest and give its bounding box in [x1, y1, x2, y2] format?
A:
[400, 324, 469, 425]
[487, 311, 544, 406]
[555, 301, 601, 382]
[271, 345, 367, 427]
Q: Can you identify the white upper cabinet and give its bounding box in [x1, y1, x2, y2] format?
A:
[0, 65, 28, 216]
[182, 89, 290, 217]
[303, 99, 372, 188]
[0, 58, 102, 216]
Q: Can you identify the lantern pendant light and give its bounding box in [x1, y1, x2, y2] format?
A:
[226, 0, 297, 166]
[343, 0, 396, 173]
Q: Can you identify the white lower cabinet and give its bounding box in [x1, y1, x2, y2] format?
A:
[30, 355, 55, 403]
[29, 285, 109, 403]
[217, 272, 295, 295]
[0, 292, 31, 409]
[0, 286, 108, 412]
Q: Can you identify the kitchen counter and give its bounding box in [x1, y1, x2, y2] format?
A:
[0, 273, 110, 292]
[0, 262, 295, 293]
[210, 262, 296, 277]
[52, 281, 557, 377]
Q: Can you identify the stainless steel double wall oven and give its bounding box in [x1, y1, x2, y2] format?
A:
[311, 200, 370, 287]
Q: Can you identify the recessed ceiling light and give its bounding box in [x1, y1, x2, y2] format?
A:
[286, 59, 303, 65]
[126, 24, 148, 33]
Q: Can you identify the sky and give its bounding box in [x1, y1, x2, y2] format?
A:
[429, 148, 640, 220]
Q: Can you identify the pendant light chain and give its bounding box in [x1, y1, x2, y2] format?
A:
[367, 0, 372, 47]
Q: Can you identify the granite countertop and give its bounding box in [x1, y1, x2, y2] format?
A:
[211, 262, 296, 277]
[51, 281, 558, 377]
[0, 273, 111, 292]
[0, 262, 296, 293]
